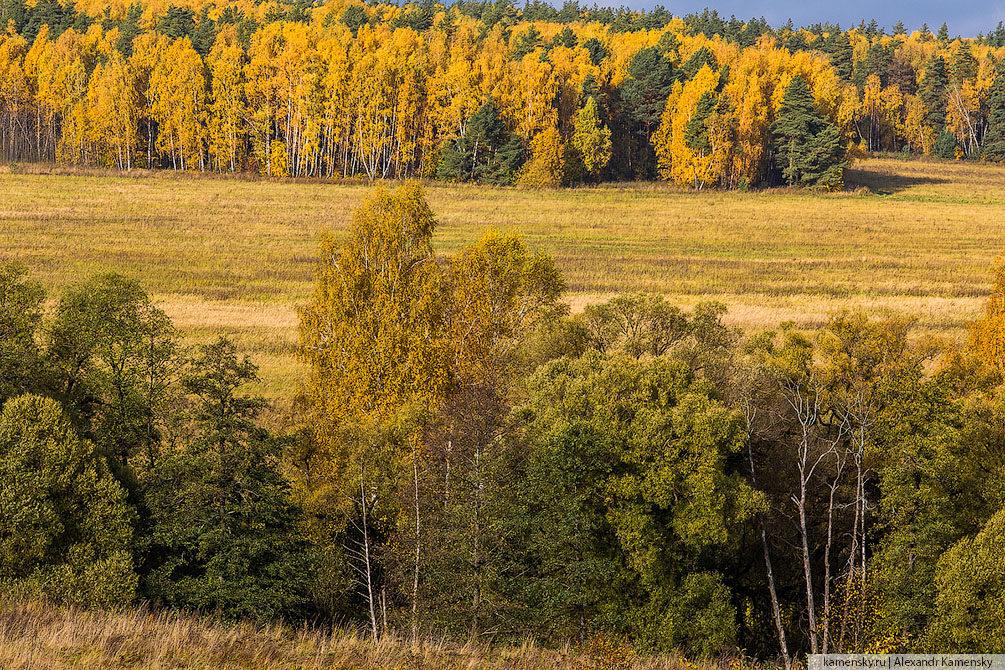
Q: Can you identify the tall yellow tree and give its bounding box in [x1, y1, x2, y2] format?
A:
[87, 52, 138, 169]
[150, 37, 208, 170]
[296, 181, 449, 640]
[518, 124, 563, 188]
[207, 34, 246, 172]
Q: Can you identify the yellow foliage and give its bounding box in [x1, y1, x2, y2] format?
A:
[0, 5, 997, 186]
[518, 125, 564, 188]
[969, 253, 1005, 374]
[654, 65, 732, 189]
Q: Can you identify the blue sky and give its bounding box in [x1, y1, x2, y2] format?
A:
[622, 1, 1005, 38]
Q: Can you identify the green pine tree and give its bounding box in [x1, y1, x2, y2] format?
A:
[157, 4, 195, 39]
[770, 75, 847, 188]
[949, 45, 977, 86]
[114, 3, 144, 57]
[679, 45, 717, 81]
[191, 6, 217, 56]
[552, 25, 576, 48]
[824, 29, 854, 80]
[580, 36, 608, 65]
[919, 55, 949, 133]
[437, 100, 525, 185]
[983, 62, 1005, 162]
[684, 90, 717, 154]
[143, 338, 308, 621]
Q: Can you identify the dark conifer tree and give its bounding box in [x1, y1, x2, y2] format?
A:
[684, 91, 717, 154]
[438, 100, 525, 184]
[115, 3, 144, 57]
[770, 75, 846, 188]
[143, 338, 308, 622]
[679, 45, 718, 81]
[580, 37, 608, 65]
[919, 55, 949, 132]
[191, 6, 216, 56]
[823, 29, 853, 81]
[983, 62, 1005, 162]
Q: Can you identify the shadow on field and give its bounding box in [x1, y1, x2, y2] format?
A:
[845, 167, 949, 195]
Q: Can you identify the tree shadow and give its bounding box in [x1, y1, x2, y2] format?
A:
[845, 167, 949, 195]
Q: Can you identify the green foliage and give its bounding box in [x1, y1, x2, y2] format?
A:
[679, 46, 718, 82]
[581, 37, 608, 65]
[340, 4, 368, 35]
[919, 55, 949, 133]
[869, 370, 966, 646]
[552, 25, 576, 48]
[190, 6, 216, 56]
[157, 4, 195, 39]
[512, 352, 763, 655]
[0, 394, 137, 608]
[511, 24, 542, 59]
[927, 507, 1005, 651]
[503, 421, 622, 640]
[47, 273, 178, 478]
[144, 338, 308, 621]
[823, 30, 853, 81]
[0, 262, 46, 405]
[114, 3, 144, 57]
[770, 75, 846, 188]
[948, 45, 977, 86]
[21, 0, 79, 43]
[571, 96, 613, 178]
[934, 130, 957, 159]
[437, 101, 525, 184]
[620, 46, 676, 130]
[983, 62, 1005, 162]
[684, 91, 717, 154]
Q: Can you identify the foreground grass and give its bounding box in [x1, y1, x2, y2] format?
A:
[2, 157, 1002, 397]
[0, 598, 720, 670]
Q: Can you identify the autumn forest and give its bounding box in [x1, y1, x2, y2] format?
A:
[2, 0, 1005, 188]
[5, 0, 1005, 668]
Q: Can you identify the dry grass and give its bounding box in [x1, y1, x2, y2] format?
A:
[2, 156, 1002, 398]
[0, 597, 721, 670]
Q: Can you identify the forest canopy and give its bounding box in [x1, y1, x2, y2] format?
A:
[2, 0, 1005, 189]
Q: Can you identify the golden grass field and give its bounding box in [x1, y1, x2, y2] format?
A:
[0, 597, 696, 670]
[2, 157, 1004, 399]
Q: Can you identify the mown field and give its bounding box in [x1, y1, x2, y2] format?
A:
[3, 157, 1003, 399]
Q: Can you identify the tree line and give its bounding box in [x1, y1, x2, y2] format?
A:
[5, 182, 1005, 657]
[2, 0, 1005, 189]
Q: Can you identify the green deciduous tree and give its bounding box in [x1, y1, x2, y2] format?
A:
[0, 262, 46, 404]
[511, 352, 762, 655]
[47, 274, 178, 479]
[0, 394, 137, 608]
[927, 506, 1005, 651]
